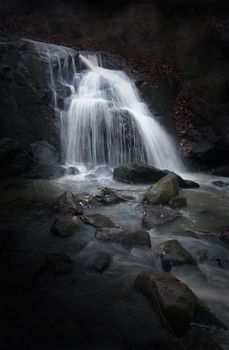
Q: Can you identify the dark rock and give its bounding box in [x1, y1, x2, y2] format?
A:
[113, 164, 167, 184]
[134, 271, 227, 337]
[82, 213, 116, 228]
[100, 187, 125, 205]
[169, 196, 187, 209]
[182, 329, 224, 350]
[159, 240, 197, 272]
[30, 140, 59, 166]
[86, 252, 111, 273]
[218, 228, 229, 243]
[212, 180, 228, 187]
[143, 205, 180, 228]
[177, 177, 200, 189]
[95, 227, 151, 248]
[143, 173, 179, 205]
[53, 192, 83, 215]
[41, 253, 74, 275]
[51, 215, 84, 237]
[212, 165, 229, 177]
[67, 166, 80, 175]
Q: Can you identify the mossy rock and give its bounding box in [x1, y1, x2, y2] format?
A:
[159, 239, 197, 271]
[134, 271, 227, 337]
[143, 173, 179, 205]
[82, 213, 116, 228]
[169, 196, 187, 209]
[51, 215, 83, 237]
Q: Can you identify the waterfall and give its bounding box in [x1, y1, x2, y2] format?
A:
[32, 40, 183, 173]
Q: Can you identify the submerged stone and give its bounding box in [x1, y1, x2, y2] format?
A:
[86, 252, 111, 273]
[142, 205, 180, 228]
[82, 213, 116, 228]
[95, 227, 151, 248]
[143, 173, 179, 205]
[169, 196, 187, 209]
[159, 239, 197, 271]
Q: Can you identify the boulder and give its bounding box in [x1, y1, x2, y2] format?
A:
[159, 240, 197, 272]
[100, 187, 125, 205]
[169, 196, 187, 209]
[134, 271, 226, 336]
[67, 166, 80, 175]
[113, 164, 167, 184]
[212, 180, 228, 187]
[143, 205, 180, 228]
[143, 173, 179, 205]
[95, 227, 151, 248]
[51, 215, 83, 237]
[86, 252, 111, 273]
[53, 192, 83, 215]
[82, 213, 116, 228]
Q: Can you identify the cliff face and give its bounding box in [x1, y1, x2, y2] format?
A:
[1, 0, 229, 169]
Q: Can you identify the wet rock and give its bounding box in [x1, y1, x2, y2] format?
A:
[67, 166, 80, 175]
[218, 228, 229, 243]
[51, 215, 84, 237]
[41, 253, 74, 275]
[143, 173, 179, 205]
[177, 177, 200, 189]
[212, 165, 229, 177]
[182, 329, 224, 350]
[113, 164, 167, 184]
[86, 252, 111, 272]
[212, 180, 229, 187]
[53, 192, 83, 215]
[142, 205, 180, 228]
[82, 213, 116, 228]
[159, 240, 197, 272]
[95, 227, 151, 248]
[30, 140, 59, 166]
[100, 187, 125, 205]
[134, 271, 227, 336]
[169, 196, 187, 209]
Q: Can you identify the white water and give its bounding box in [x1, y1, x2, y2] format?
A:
[31, 40, 183, 172]
[65, 55, 183, 172]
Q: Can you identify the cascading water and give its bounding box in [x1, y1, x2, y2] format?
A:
[64, 55, 183, 172]
[33, 40, 183, 173]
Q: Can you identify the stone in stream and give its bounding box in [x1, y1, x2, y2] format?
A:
[142, 205, 180, 228]
[95, 227, 151, 248]
[66, 166, 80, 175]
[86, 252, 111, 273]
[134, 271, 227, 337]
[159, 240, 197, 272]
[99, 187, 125, 205]
[143, 173, 179, 205]
[212, 180, 229, 187]
[113, 164, 199, 188]
[218, 228, 229, 243]
[169, 196, 187, 209]
[82, 213, 116, 228]
[51, 215, 84, 237]
[53, 191, 84, 215]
